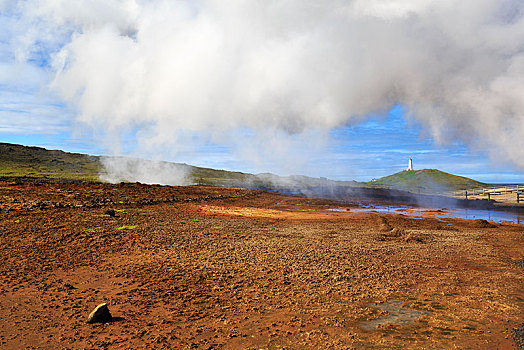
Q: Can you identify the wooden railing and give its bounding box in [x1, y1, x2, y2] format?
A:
[367, 183, 523, 203]
[453, 185, 523, 203]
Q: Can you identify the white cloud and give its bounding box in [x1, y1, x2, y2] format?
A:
[349, 0, 440, 19]
[2, 0, 524, 182]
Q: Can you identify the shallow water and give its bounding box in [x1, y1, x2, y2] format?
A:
[360, 300, 431, 331]
[329, 204, 524, 225]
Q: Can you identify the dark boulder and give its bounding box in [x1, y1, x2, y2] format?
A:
[86, 303, 112, 324]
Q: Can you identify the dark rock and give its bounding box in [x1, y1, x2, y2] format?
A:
[86, 303, 113, 324]
[104, 209, 116, 217]
[64, 283, 76, 290]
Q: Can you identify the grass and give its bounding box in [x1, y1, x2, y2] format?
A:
[0, 143, 101, 182]
[115, 225, 137, 230]
[368, 169, 487, 192]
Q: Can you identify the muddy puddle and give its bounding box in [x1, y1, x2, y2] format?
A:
[329, 204, 524, 225]
[360, 300, 431, 331]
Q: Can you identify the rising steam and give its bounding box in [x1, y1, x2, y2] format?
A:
[6, 0, 524, 182]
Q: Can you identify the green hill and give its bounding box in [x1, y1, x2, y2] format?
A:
[368, 169, 487, 192]
[1, 142, 487, 196]
[0, 142, 257, 184]
[0, 143, 101, 182]
[0, 143, 358, 192]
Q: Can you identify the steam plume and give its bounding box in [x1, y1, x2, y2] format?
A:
[6, 0, 524, 182]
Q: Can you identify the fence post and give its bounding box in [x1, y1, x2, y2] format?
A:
[488, 193, 490, 201]
[465, 190, 468, 200]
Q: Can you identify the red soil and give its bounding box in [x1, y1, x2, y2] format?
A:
[0, 182, 523, 349]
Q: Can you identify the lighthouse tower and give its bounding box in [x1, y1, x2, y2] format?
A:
[407, 158, 413, 171]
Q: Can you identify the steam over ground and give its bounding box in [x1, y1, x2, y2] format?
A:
[3, 0, 524, 183]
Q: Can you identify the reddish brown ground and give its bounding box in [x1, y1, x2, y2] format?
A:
[0, 182, 523, 349]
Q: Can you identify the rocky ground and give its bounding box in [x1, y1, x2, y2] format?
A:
[0, 182, 523, 349]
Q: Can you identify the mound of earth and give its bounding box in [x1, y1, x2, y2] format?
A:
[470, 219, 497, 228]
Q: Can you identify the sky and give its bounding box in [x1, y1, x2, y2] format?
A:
[1, 0, 524, 184]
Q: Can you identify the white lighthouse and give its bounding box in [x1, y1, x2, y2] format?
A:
[407, 158, 413, 171]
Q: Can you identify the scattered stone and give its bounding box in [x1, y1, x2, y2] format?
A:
[513, 324, 524, 348]
[63, 283, 76, 290]
[86, 303, 113, 324]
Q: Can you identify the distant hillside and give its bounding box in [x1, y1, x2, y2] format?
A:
[0, 142, 257, 184]
[0, 143, 359, 193]
[0, 143, 101, 182]
[368, 169, 487, 192]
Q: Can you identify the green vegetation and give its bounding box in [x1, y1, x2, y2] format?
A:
[0, 142, 101, 182]
[0, 143, 492, 195]
[0, 143, 360, 190]
[115, 225, 137, 230]
[368, 169, 486, 192]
